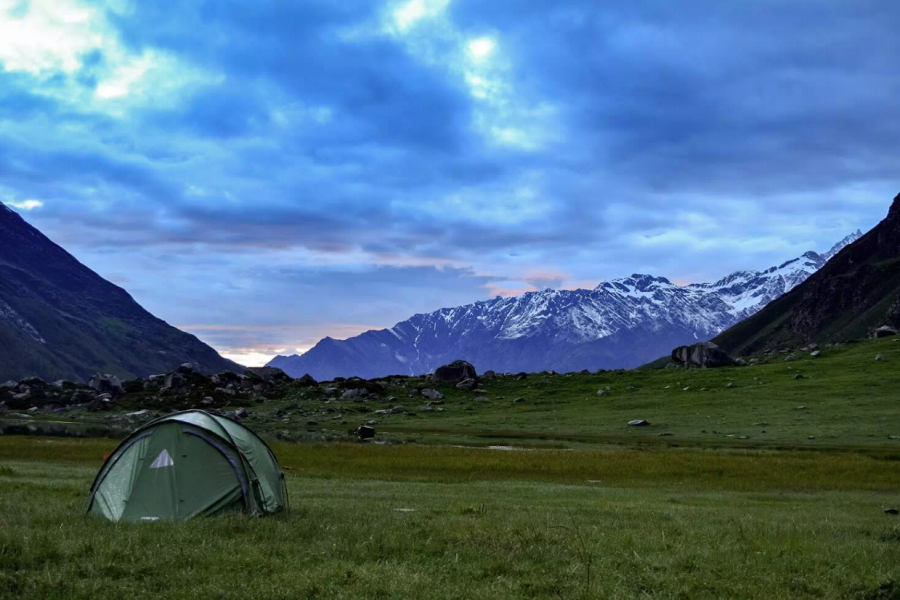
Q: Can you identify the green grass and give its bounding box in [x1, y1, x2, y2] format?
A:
[1, 444, 900, 599]
[238, 337, 900, 449]
[3, 339, 899, 597]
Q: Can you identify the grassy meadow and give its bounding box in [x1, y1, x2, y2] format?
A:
[248, 336, 900, 449]
[2, 337, 900, 598]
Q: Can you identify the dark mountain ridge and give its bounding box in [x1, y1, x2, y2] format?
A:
[0, 202, 242, 382]
[714, 192, 900, 354]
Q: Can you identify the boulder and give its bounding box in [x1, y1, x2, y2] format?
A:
[88, 374, 125, 398]
[456, 378, 476, 391]
[671, 342, 735, 369]
[246, 366, 292, 383]
[873, 326, 898, 339]
[354, 425, 376, 440]
[482, 370, 497, 379]
[432, 360, 477, 383]
[295, 373, 318, 387]
[341, 388, 368, 400]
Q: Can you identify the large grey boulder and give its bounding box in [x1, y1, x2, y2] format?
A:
[671, 342, 735, 369]
[246, 366, 292, 383]
[873, 326, 898, 339]
[88, 374, 125, 398]
[432, 360, 477, 383]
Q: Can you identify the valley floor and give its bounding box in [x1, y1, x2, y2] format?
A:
[1, 438, 899, 599]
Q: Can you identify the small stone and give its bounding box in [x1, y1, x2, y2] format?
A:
[233, 408, 248, 420]
[596, 389, 609, 397]
[682, 387, 690, 392]
[513, 397, 526, 403]
[885, 509, 899, 515]
[625, 385, 637, 392]
[421, 389, 443, 400]
[389, 406, 406, 414]
[807, 436, 815, 440]
[875, 354, 886, 362]
[726, 382, 735, 388]
[794, 373, 805, 380]
[810, 351, 821, 357]
[628, 419, 649, 427]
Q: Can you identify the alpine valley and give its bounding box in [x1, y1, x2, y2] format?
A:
[269, 231, 863, 380]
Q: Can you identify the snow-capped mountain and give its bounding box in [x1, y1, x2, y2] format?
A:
[269, 231, 864, 379]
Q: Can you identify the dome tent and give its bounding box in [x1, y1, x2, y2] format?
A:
[86, 410, 288, 521]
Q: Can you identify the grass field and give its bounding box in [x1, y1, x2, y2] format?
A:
[1, 438, 899, 599]
[2, 338, 900, 598]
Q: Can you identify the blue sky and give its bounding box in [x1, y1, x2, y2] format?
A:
[1, 0, 897, 365]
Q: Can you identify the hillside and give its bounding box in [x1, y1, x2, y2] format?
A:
[270, 232, 861, 380]
[714, 193, 900, 355]
[0, 203, 242, 382]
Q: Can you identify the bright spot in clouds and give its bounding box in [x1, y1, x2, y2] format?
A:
[392, 0, 449, 31]
[8, 199, 44, 211]
[467, 37, 495, 61]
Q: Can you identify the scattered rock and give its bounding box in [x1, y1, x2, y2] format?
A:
[596, 389, 609, 397]
[625, 385, 638, 392]
[354, 425, 376, 440]
[421, 389, 444, 400]
[784, 354, 798, 362]
[232, 408, 248, 420]
[389, 406, 406, 414]
[88, 373, 125, 398]
[474, 396, 489, 402]
[245, 366, 292, 383]
[810, 351, 821, 357]
[726, 382, 735, 388]
[341, 388, 368, 400]
[628, 419, 649, 427]
[794, 373, 805, 380]
[875, 354, 886, 361]
[513, 397, 526, 403]
[482, 370, 497, 379]
[886, 508, 899, 515]
[295, 373, 318, 386]
[456, 379, 476, 391]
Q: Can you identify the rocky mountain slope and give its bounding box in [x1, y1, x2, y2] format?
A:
[269, 231, 863, 379]
[0, 203, 242, 382]
[714, 193, 900, 354]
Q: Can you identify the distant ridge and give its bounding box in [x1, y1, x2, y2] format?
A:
[714, 193, 900, 354]
[269, 230, 864, 380]
[0, 202, 243, 382]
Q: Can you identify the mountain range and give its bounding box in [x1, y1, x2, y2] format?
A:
[715, 193, 900, 354]
[0, 202, 242, 382]
[269, 230, 863, 379]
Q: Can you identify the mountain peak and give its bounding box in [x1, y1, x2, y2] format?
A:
[823, 229, 864, 261]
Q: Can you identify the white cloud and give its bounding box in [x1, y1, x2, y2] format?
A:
[0, 0, 100, 74]
[466, 37, 495, 62]
[8, 199, 44, 210]
[391, 0, 450, 32]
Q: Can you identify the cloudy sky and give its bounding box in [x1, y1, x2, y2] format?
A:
[1, 0, 897, 365]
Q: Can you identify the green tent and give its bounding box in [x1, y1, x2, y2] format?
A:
[86, 410, 288, 521]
